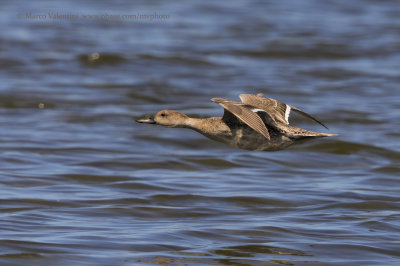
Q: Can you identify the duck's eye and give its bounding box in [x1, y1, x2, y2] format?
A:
[160, 113, 166, 117]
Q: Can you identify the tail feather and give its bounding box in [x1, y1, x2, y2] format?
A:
[294, 130, 337, 138]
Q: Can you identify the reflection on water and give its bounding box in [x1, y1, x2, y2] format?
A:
[1, 0, 400, 265]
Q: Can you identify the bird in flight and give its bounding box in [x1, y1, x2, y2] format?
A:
[136, 93, 336, 151]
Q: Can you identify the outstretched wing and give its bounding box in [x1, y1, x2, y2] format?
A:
[239, 94, 289, 124]
[239, 93, 328, 129]
[211, 98, 270, 140]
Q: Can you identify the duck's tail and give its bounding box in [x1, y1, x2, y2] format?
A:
[280, 124, 338, 139]
[292, 130, 338, 139]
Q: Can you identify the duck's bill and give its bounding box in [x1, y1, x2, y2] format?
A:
[136, 118, 156, 124]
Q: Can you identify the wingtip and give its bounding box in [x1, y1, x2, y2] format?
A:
[290, 106, 330, 130]
[314, 121, 330, 130]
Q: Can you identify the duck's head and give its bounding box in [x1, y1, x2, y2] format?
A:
[136, 110, 189, 128]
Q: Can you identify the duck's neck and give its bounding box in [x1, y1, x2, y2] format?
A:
[184, 117, 209, 130]
[184, 117, 228, 134]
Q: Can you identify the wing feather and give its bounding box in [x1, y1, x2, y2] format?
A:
[240, 93, 328, 129]
[290, 106, 328, 129]
[211, 98, 270, 140]
[239, 94, 289, 124]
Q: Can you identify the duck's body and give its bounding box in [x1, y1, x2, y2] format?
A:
[136, 93, 336, 151]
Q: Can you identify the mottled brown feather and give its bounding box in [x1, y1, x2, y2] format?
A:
[211, 98, 270, 140]
[239, 94, 288, 124]
[240, 93, 328, 129]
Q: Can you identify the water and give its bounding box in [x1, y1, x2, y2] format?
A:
[1, 0, 400, 265]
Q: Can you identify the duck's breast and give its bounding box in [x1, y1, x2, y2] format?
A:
[232, 127, 294, 151]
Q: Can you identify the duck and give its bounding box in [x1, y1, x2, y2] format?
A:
[136, 93, 337, 151]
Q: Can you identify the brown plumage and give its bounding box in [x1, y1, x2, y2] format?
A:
[136, 93, 337, 151]
[239, 93, 328, 128]
[211, 97, 271, 140]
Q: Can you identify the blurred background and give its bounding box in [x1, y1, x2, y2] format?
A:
[1, 0, 399, 265]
